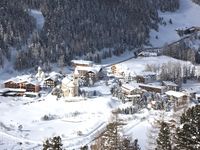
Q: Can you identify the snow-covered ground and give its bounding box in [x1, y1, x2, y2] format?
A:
[150, 0, 200, 47]
[0, 55, 196, 149]
[113, 55, 193, 76]
[1, 1, 200, 149]
[0, 92, 119, 149]
[29, 9, 45, 30]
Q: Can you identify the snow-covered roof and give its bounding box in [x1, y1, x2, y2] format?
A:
[162, 81, 178, 87]
[121, 83, 140, 91]
[62, 76, 73, 84]
[45, 72, 62, 81]
[75, 65, 102, 74]
[138, 71, 156, 78]
[138, 51, 157, 57]
[126, 94, 141, 98]
[139, 83, 165, 90]
[196, 93, 200, 98]
[165, 91, 187, 98]
[49, 71, 62, 77]
[26, 80, 40, 86]
[62, 76, 76, 88]
[45, 76, 57, 81]
[38, 66, 42, 71]
[4, 75, 32, 84]
[71, 60, 93, 66]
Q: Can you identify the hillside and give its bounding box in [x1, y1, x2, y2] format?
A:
[1, 0, 200, 70]
[0, 0, 35, 68]
[0, 0, 180, 71]
[150, 0, 200, 47]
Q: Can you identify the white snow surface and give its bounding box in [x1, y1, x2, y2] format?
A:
[114, 56, 193, 76]
[150, 0, 200, 47]
[29, 9, 45, 30]
[1, 0, 200, 149]
[0, 94, 118, 149]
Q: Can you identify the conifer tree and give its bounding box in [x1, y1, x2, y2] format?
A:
[156, 121, 172, 150]
[43, 136, 63, 150]
[174, 105, 200, 150]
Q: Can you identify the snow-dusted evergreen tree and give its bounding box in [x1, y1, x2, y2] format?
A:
[43, 136, 63, 150]
[193, 0, 200, 5]
[92, 122, 141, 150]
[156, 121, 172, 150]
[92, 112, 140, 150]
[174, 105, 200, 150]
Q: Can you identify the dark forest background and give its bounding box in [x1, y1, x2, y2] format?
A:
[0, 0, 181, 70]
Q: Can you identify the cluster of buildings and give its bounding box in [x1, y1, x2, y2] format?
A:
[1, 57, 199, 111]
[0, 60, 103, 98]
[110, 65, 194, 111]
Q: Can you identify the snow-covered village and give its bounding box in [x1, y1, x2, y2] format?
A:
[1, 0, 200, 150]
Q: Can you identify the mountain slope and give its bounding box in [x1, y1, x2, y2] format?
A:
[0, 0, 35, 67]
[150, 0, 200, 47]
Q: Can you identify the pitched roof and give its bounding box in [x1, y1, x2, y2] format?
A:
[121, 83, 140, 91]
[75, 65, 102, 74]
[165, 91, 187, 98]
[162, 81, 178, 87]
[71, 60, 93, 66]
[139, 83, 165, 90]
[26, 80, 40, 86]
[137, 71, 156, 78]
[3, 75, 31, 84]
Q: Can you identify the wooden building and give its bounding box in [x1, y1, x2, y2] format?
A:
[74, 66, 102, 81]
[44, 72, 63, 88]
[4, 79, 27, 89]
[26, 81, 40, 92]
[44, 78, 56, 88]
[139, 84, 166, 94]
[162, 81, 178, 91]
[121, 84, 142, 95]
[165, 91, 189, 111]
[44, 76, 59, 88]
[121, 83, 143, 103]
[136, 72, 156, 84]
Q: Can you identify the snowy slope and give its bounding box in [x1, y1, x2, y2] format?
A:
[114, 56, 193, 76]
[0, 94, 118, 149]
[150, 0, 200, 47]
